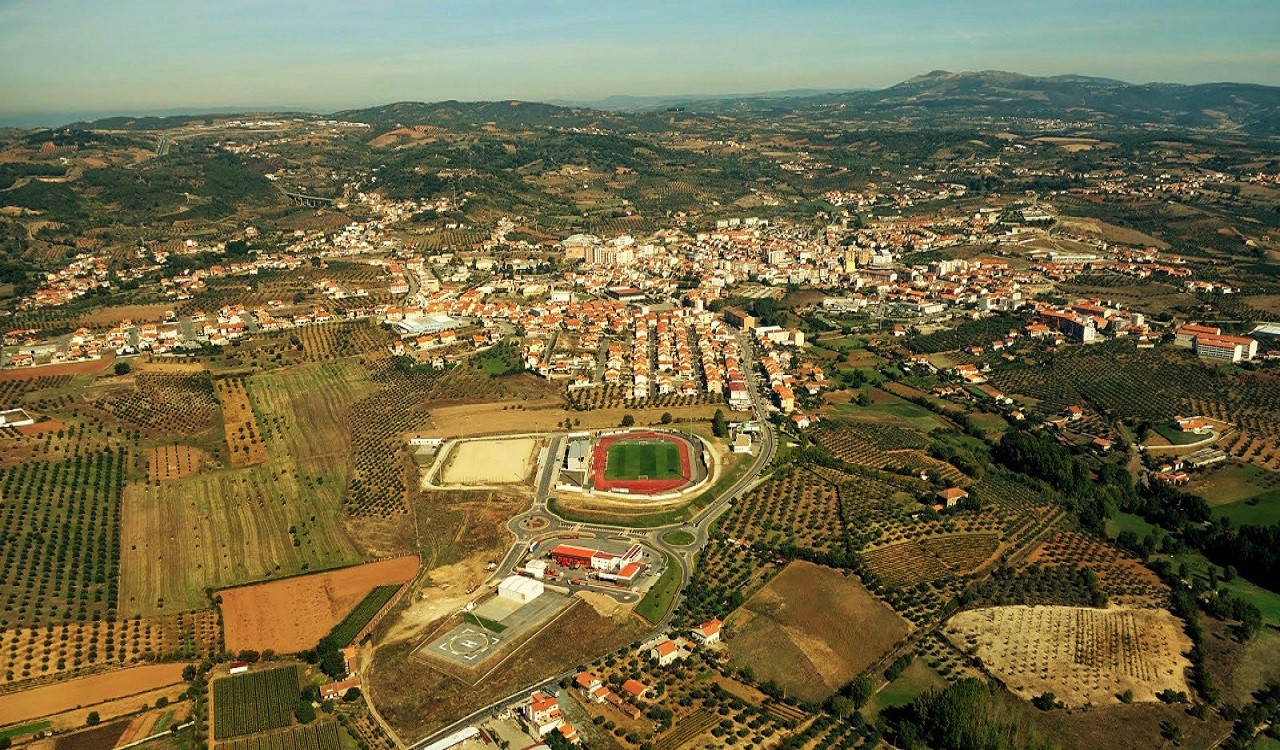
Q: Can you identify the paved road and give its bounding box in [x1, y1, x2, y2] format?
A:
[407, 333, 778, 749]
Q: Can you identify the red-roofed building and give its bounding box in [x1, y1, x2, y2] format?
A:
[936, 487, 969, 508]
[691, 618, 722, 645]
[649, 638, 681, 666]
[320, 677, 361, 700]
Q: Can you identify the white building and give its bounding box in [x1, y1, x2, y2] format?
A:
[496, 575, 543, 604]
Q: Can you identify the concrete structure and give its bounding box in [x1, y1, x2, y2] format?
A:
[497, 575, 544, 604]
[0, 408, 34, 427]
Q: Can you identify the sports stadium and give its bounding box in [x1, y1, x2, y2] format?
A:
[588, 430, 706, 495]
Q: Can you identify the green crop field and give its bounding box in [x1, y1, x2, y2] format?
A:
[604, 440, 683, 480]
[329, 584, 401, 646]
[212, 665, 301, 739]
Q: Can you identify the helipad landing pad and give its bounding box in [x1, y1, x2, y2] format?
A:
[432, 624, 502, 665]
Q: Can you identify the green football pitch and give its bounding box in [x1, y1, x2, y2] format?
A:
[604, 440, 684, 480]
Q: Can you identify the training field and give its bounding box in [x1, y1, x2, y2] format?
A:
[728, 561, 910, 703]
[944, 605, 1192, 707]
[605, 440, 683, 480]
[591, 431, 695, 494]
[438, 437, 540, 485]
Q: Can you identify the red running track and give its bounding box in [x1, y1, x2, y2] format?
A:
[591, 431, 693, 494]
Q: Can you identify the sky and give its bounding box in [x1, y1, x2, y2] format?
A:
[1, 0, 1278, 126]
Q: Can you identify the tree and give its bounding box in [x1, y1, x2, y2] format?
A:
[87, 711, 101, 726]
[712, 409, 728, 438]
[296, 701, 316, 724]
[114, 361, 131, 376]
[660, 412, 673, 424]
[621, 414, 635, 428]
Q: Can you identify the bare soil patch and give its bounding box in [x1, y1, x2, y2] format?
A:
[0, 663, 186, 727]
[425, 399, 722, 438]
[218, 556, 419, 653]
[944, 605, 1192, 707]
[727, 561, 910, 703]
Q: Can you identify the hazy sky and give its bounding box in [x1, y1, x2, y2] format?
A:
[2, 0, 1278, 125]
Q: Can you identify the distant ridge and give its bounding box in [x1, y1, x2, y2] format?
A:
[45, 70, 1280, 135]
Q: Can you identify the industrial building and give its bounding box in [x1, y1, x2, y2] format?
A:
[497, 575, 544, 604]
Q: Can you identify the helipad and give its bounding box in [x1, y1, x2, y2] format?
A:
[433, 625, 501, 664]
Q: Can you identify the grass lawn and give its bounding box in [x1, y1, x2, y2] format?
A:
[473, 346, 523, 376]
[463, 612, 508, 633]
[829, 388, 947, 431]
[1186, 463, 1280, 506]
[635, 553, 680, 623]
[662, 530, 696, 547]
[1106, 512, 1280, 626]
[0, 721, 51, 740]
[864, 660, 946, 717]
[605, 440, 683, 480]
[1214, 489, 1280, 527]
[1151, 423, 1209, 446]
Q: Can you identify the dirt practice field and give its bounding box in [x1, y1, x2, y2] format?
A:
[437, 437, 539, 485]
[0, 663, 186, 727]
[944, 605, 1192, 707]
[219, 556, 419, 653]
[146, 444, 206, 482]
[727, 561, 910, 703]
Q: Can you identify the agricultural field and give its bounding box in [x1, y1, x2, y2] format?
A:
[218, 557, 417, 654]
[118, 460, 364, 616]
[727, 561, 910, 703]
[146, 444, 207, 482]
[675, 540, 781, 629]
[212, 665, 301, 740]
[0, 448, 127, 626]
[0, 375, 73, 409]
[216, 718, 346, 750]
[244, 360, 376, 484]
[1021, 529, 1167, 608]
[944, 605, 1192, 707]
[861, 533, 1000, 587]
[328, 585, 402, 646]
[216, 378, 267, 468]
[0, 662, 186, 728]
[89, 373, 220, 436]
[0, 609, 218, 689]
[717, 466, 846, 556]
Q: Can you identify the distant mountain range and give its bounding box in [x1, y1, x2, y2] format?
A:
[52, 70, 1280, 135]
